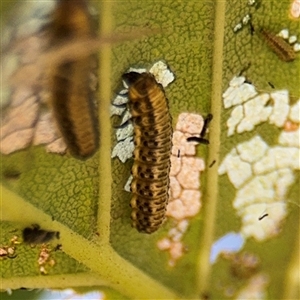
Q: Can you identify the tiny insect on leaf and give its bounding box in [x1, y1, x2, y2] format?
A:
[22, 225, 59, 245]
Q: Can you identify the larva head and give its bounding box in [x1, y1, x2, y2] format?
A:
[122, 72, 143, 86]
[122, 72, 157, 97]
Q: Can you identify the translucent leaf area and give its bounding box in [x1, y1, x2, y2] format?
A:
[1, 1, 299, 299]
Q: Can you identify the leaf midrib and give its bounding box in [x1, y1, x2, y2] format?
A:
[195, 0, 226, 296]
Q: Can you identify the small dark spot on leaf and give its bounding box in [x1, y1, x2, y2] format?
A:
[3, 169, 21, 180]
[54, 244, 62, 251]
[22, 224, 59, 245]
[209, 160, 216, 168]
[258, 213, 268, 220]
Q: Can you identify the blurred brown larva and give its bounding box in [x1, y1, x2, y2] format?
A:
[49, 0, 99, 159]
[1, 0, 162, 157]
[259, 28, 296, 62]
[122, 72, 172, 234]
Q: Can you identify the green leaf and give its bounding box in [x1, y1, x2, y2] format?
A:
[1, 1, 299, 299]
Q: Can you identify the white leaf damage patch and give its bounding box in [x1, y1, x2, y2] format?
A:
[157, 113, 206, 267]
[219, 133, 299, 241]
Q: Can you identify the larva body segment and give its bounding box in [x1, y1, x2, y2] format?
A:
[131, 164, 169, 181]
[259, 28, 296, 62]
[123, 72, 172, 234]
[133, 146, 171, 164]
[49, 0, 99, 159]
[131, 193, 168, 209]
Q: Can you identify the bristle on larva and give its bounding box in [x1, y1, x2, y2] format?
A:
[259, 28, 296, 62]
[49, 0, 99, 159]
[123, 72, 172, 234]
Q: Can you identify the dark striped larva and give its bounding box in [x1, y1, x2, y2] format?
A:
[22, 224, 60, 244]
[123, 72, 173, 234]
[259, 28, 296, 62]
[49, 0, 99, 159]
